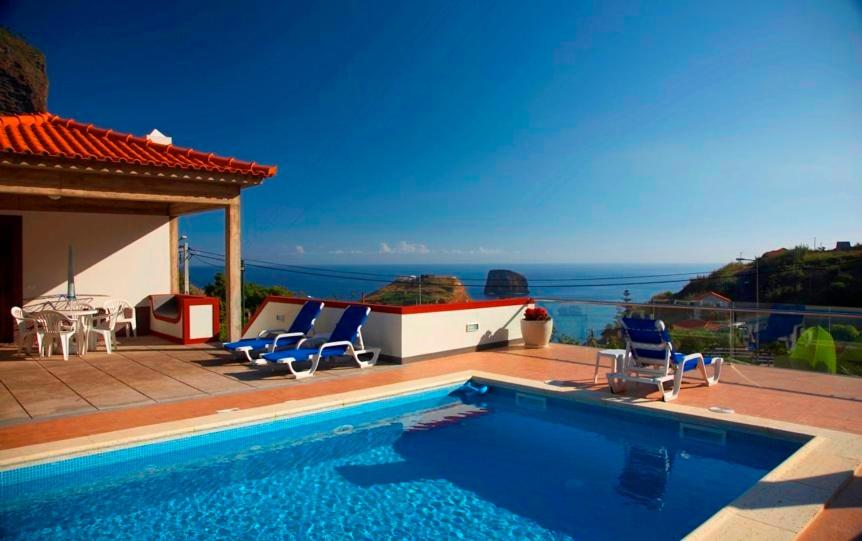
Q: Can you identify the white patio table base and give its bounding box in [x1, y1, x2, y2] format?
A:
[594, 348, 627, 383]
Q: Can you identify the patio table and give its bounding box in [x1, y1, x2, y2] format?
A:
[593, 348, 627, 383]
[55, 308, 98, 356]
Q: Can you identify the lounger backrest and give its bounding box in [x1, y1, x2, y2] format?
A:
[330, 305, 371, 344]
[622, 317, 672, 362]
[288, 301, 325, 334]
[759, 305, 804, 342]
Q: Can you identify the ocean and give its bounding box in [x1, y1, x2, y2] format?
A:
[189, 263, 717, 342]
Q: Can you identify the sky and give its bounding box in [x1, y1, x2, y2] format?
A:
[3, 0, 861, 264]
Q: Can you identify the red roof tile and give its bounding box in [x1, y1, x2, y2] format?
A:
[0, 113, 276, 178]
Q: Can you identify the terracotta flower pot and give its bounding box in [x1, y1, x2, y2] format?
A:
[521, 319, 553, 348]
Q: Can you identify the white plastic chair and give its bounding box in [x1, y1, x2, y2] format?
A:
[90, 300, 122, 354]
[10, 307, 44, 356]
[110, 299, 137, 337]
[35, 311, 78, 361]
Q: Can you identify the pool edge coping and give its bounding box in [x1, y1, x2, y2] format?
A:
[2, 369, 860, 539]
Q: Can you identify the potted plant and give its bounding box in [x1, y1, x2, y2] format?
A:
[521, 306, 553, 348]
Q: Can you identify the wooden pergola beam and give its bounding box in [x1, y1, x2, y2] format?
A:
[169, 217, 180, 294]
[225, 197, 242, 341]
[0, 165, 241, 206]
[0, 156, 268, 343]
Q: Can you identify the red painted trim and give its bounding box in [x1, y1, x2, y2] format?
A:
[148, 294, 220, 344]
[242, 295, 534, 335]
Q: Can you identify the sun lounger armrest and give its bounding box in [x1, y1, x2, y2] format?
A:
[317, 340, 356, 355]
[272, 332, 308, 349]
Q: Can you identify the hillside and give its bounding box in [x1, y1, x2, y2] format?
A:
[0, 28, 48, 114]
[364, 275, 471, 306]
[671, 245, 862, 307]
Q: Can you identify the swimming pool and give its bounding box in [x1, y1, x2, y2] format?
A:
[0, 383, 803, 540]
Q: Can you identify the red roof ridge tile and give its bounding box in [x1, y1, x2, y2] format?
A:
[0, 112, 277, 178]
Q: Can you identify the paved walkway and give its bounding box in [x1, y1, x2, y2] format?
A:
[3, 338, 862, 442]
[0, 336, 403, 423]
[1, 338, 861, 539]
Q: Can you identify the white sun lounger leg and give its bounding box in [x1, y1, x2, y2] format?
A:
[701, 356, 722, 386]
[351, 346, 380, 369]
[235, 346, 255, 363]
[663, 368, 685, 402]
[277, 352, 320, 379]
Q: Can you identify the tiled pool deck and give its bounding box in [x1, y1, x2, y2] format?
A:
[1, 337, 860, 538]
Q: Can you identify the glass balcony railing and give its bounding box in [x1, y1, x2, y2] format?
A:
[535, 298, 862, 377]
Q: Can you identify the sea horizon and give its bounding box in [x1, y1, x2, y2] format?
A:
[190, 262, 723, 341]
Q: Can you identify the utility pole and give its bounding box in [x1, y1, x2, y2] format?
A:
[736, 255, 759, 308]
[181, 235, 190, 294]
[240, 259, 245, 324]
[737, 254, 760, 361]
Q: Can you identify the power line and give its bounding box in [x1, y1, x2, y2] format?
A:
[190, 253, 714, 289]
[188, 248, 717, 284]
[188, 247, 861, 290]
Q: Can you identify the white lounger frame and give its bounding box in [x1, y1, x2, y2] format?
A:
[232, 304, 324, 362]
[607, 320, 722, 402]
[253, 327, 380, 379]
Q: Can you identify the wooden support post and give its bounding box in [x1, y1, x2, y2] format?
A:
[225, 198, 242, 341]
[169, 216, 179, 294]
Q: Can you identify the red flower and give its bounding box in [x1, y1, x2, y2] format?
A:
[524, 307, 550, 321]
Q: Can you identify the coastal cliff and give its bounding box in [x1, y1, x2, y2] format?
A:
[664, 245, 862, 307]
[364, 275, 471, 306]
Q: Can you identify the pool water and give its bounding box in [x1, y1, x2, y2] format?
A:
[0, 384, 802, 540]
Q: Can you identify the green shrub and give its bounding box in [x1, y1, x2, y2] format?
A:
[831, 324, 860, 343]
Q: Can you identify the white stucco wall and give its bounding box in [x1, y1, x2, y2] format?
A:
[243, 298, 531, 361]
[399, 303, 528, 358]
[1, 211, 171, 307]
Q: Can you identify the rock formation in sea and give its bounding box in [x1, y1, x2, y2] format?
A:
[484, 269, 529, 297]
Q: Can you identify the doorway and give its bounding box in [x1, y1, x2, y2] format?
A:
[0, 215, 23, 342]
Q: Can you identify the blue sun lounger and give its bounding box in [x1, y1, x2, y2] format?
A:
[252, 305, 380, 379]
[607, 317, 722, 402]
[222, 300, 324, 361]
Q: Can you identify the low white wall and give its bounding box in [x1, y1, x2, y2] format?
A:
[400, 303, 528, 359]
[1, 211, 171, 307]
[243, 298, 531, 361]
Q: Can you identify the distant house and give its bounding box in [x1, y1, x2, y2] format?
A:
[836, 241, 852, 251]
[680, 291, 732, 319]
[690, 291, 732, 308]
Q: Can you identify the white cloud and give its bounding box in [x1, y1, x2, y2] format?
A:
[441, 247, 504, 255]
[329, 249, 364, 255]
[379, 241, 430, 255]
[294, 245, 305, 255]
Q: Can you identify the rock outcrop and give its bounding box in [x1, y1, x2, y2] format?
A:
[364, 275, 471, 306]
[484, 269, 529, 297]
[0, 29, 48, 115]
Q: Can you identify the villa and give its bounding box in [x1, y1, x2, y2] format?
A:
[0, 112, 276, 343]
[1, 111, 861, 539]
